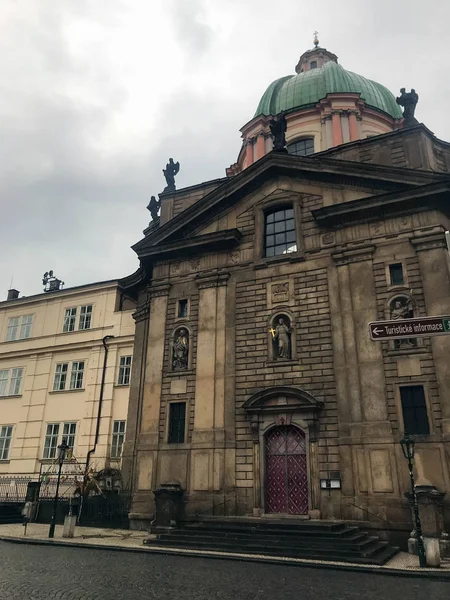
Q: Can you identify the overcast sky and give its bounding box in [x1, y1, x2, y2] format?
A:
[1, 0, 449, 297]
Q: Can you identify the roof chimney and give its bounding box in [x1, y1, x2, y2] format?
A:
[7, 289, 20, 301]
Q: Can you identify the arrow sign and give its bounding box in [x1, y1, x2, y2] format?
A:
[369, 316, 450, 341]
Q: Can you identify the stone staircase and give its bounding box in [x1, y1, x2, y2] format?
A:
[145, 517, 399, 565]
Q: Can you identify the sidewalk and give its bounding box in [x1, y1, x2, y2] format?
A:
[0, 523, 449, 578]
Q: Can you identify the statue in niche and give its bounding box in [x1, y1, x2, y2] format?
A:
[270, 316, 292, 360]
[172, 328, 189, 370]
[390, 297, 417, 349]
[391, 297, 414, 320]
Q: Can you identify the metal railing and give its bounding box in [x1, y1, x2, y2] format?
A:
[0, 475, 34, 502]
[347, 502, 392, 526]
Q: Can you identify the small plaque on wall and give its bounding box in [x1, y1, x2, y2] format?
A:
[267, 280, 294, 308]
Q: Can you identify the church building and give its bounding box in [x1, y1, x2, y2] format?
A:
[121, 38, 450, 538]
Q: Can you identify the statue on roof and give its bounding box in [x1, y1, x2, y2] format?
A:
[163, 158, 180, 192]
[269, 112, 287, 152]
[396, 88, 419, 126]
[146, 195, 161, 221]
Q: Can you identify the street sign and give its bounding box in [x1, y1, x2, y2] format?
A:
[369, 316, 450, 341]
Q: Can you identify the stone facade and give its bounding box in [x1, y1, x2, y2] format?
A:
[122, 130, 450, 536]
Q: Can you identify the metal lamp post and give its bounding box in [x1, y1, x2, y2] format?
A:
[400, 433, 427, 568]
[48, 441, 69, 539]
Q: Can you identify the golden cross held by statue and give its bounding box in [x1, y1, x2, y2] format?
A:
[269, 327, 276, 338]
[313, 30, 319, 48]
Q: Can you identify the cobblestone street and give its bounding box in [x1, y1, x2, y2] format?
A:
[0, 540, 449, 599]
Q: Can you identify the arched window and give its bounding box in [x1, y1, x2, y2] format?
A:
[264, 207, 297, 257]
[310, 61, 317, 69]
[287, 138, 314, 157]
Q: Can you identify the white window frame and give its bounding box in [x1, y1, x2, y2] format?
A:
[43, 422, 77, 459]
[62, 422, 77, 449]
[69, 361, 85, 390]
[6, 315, 33, 341]
[53, 363, 69, 391]
[79, 305, 92, 330]
[63, 307, 77, 332]
[43, 423, 60, 459]
[117, 356, 132, 386]
[0, 425, 13, 460]
[111, 420, 126, 459]
[0, 368, 24, 397]
[62, 304, 93, 333]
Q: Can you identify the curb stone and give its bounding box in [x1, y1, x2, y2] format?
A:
[1, 535, 450, 581]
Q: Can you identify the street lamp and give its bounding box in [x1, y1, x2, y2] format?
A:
[400, 433, 427, 568]
[48, 441, 69, 539]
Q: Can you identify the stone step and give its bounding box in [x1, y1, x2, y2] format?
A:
[185, 521, 360, 537]
[157, 532, 383, 554]
[146, 518, 399, 565]
[166, 530, 374, 549]
[147, 537, 398, 565]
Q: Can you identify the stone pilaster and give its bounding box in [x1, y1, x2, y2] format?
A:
[121, 292, 149, 491]
[190, 272, 229, 505]
[140, 282, 171, 445]
[411, 231, 450, 437]
[192, 272, 229, 444]
[332, 245, 390, 437]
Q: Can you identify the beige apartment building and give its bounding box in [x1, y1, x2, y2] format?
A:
[0, 278, 136, 483]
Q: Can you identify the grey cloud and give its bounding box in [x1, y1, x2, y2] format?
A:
[1, 0, 450, 297]
[167, 0, 213, 58]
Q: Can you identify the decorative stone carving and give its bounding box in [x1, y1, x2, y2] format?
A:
[321, 232, 335, 246]
[189, 258, 200, 272]
[227, 251, 240, 265]
[390, 296, 417, 349]
[390, 297, 414, 320]
[270, 315, 292, 360]
[172, 328, 189, 370]
[271, 282, 289, 304]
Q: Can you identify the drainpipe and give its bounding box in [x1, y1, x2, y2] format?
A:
[85, 335, 115, 474]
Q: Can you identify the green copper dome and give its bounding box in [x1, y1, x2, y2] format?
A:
[255, 60, 403, 119]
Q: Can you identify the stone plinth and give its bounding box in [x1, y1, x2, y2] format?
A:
[406, 485, 448, 567]
[150, 483, 185, 533]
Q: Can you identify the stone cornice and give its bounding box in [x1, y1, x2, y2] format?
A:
[137, 229, 242, 262]
[313, 181, 450, 228]
[132, 153, 446, 256]
[332, 244, 376, 266]
[132, 300, 150, 322]
[410, 230, 448, 252]
[195, 271, 230, 289]
[148, 283, 171, 298]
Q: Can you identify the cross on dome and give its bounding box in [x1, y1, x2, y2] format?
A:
[313, 30, 319, 48]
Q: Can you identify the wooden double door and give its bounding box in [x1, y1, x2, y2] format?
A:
[264, 425, 308, 515]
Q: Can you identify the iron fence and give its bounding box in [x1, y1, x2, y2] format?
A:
[0, 476, 34, 502]
[78, 492, 132, 529]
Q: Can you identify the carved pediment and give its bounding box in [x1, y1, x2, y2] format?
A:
[243, 386, 323, 416]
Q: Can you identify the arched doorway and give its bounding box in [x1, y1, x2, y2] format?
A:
[264, 425, 308, 514]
